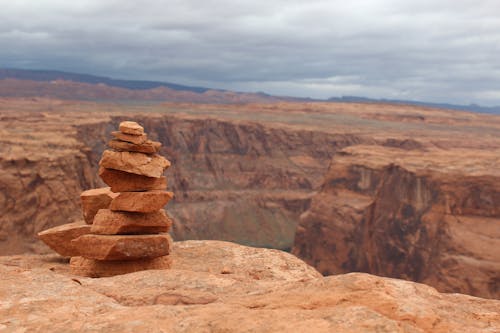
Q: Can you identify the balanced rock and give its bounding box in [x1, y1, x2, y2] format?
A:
[111, 131, 148, 145]
[71, 234, 171, 260]
[99, 150, 170, 178]
[110, 191, 174, 213]
[91, 209, 172, 235]
[69, 255, 172, 278]
[80, 187, 118, 224]
[99, 167, 167, 192]
[37, 221, 91, 257]
[119, 121, 144, 135]
[108, 139, 161, 154]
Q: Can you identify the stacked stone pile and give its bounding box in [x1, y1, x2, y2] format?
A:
[39, 121, 174, 277]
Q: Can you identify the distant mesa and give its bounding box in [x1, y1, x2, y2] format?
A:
[1, 68, 500, 113]
[0, 68, 209, 93]
[0, 68, 293, 104]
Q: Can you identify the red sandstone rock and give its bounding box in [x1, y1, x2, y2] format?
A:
[80, 187, 118, 224]
[71, 234, 171, 260]
[292, 145, 500, 299]
[111, 131, 147, 144]
[0, 241, 499, 332]
[108, 139, 161, 154]
[99, 150, 170, 178]
[110, 190, 174, 213]
[70, 255, 172, 277]
[37, 221, 91, 257]
[98, 167, 167, 192]
[119, 121, 144, 135]
[4, 100, 500, 301]
[91, 209, 172, 235]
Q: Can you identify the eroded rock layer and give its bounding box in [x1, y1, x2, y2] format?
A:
[293, 145, 500, 299]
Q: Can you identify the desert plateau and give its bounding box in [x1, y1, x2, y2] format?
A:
[0, 96, 499, 300]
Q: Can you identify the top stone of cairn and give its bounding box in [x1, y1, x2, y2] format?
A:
[119, 121, 144, 136]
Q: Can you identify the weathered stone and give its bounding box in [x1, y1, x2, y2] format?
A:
[80, 187, 118, 224]
[70, 255, 172, 277]
[119, 121, 144, 135]
[37, 221, 91, 257]
[99, 150, 170, 178]
[111, 131, 147, 145]
[71, 234, 171, 260]
[91, 209, 172, 235]
[2, 241, 499, 332]
[108, 139, 161, 154]
[99, 167, 167, 192]
[110, 191, 174, 213]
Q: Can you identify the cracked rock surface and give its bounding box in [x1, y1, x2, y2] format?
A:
[1, 240, 499, 332]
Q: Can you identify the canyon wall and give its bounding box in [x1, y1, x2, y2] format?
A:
[2, 100, 500, 299]
[0, 108, 365, 254]
[292, 145, 500, 299]
[78, 116, 366, 250]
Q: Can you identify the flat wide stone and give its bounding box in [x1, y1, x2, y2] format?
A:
[110, 191, 174, 213]
[111, 131, 147, 145]
[99, 167, 167, 192]
[119, 121, 144, 135]
[37, 221, 92, 257]
[108, 139, 161, 154]
[99, 150, 170, 178]
[80, 187, 118, 224]
[70, 255, 172, 277]
[91, 209, 172, 235]
[71, 234, 171, 260]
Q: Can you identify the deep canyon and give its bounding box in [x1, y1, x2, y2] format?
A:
[1, 98, 499, 299]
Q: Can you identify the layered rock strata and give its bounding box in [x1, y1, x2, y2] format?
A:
[293, 145, 500, 299]
[39, 121, 174, 277]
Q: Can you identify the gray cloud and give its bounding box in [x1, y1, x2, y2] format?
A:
[1, 0, 500, 105]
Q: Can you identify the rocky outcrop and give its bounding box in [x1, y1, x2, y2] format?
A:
[2, 99, 500, 300]
[1, 240, 499, 332]
[0, 103, 351, 255]
[293, 145, 500, 299]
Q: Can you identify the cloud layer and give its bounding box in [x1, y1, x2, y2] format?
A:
[1, 0, 500, 105]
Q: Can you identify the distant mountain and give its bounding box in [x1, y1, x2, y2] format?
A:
[0, 68, 210, 93]
[328, 96, 500, 115]
[0, 68, 295, 103]
[1, 68, 499, 113]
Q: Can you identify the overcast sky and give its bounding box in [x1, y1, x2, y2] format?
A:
[1, 0, 500, 105]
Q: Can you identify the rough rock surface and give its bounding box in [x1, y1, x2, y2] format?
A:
[71, 234, 171, 260]
[99, 150, 170, 178]
[108, 139, 161, 154]
[0, 240, 499, 332]
[70, 255, 172, 277]
[91, 209, 171, 235]
[110, 190, 174, 212]
[99, 167, 167, 192]
[111, 131, 147, 145]
[119, 120, 144, 135]
[80, 187, 117, 224]
[293, 145, 500, 299]
[36, 221, 91, 257]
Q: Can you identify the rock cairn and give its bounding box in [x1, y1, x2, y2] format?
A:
[39, 121, 174, 277]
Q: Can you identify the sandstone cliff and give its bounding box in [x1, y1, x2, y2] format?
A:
[2, 98, 500, 300]
[293, 145, 500, 299]
[1, 99, 366, 254]
[1, 240, 499, 332]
